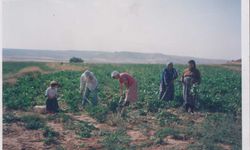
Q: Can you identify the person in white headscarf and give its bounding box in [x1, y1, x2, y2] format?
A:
[45, 81, 59, 113]
[111, 71, 138, 106]
[80, 70, 98, 106]
[159, 62, 178, 101]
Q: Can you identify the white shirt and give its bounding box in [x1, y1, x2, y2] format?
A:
[45, 87, 58, 99]
[80, 72, 98, 92]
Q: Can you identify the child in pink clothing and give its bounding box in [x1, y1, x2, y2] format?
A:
[111, 71, 138, 106]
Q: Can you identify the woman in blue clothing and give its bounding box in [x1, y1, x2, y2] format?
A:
[159, 62, 178, 101]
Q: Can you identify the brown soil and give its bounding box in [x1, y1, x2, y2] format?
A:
[3, 108, 234, 150]
[3, 123, 45, 150]
[46, 121, 103, 150]
[218, 143, 232, 150]
[127, 130, 148, 145]
[142, 137, 191, 150]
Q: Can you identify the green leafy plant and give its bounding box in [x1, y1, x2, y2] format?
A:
[75, 121, 96, 138]
[108, 99, 119, 113]
[3, 112, 20, 123]
[102, 128, 131, 150]
[43, 126, 59, 145]
[156, 110, 181, 126]
[155, 127, 180, 144]
[21, 114, 46, 130]
[187, 113, 241, 150]
[86, 105, 108, 123]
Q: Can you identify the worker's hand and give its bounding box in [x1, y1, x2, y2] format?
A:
[119, 98, 123, 105]
[122, 101, 129, 107]
[180, 78, 184, 83]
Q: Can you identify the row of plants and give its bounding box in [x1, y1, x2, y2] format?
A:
[3, 64, 241, 114]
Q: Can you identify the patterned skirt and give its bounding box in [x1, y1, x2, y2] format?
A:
[183, 77, 195, 106]
[125, 81, 138, 103]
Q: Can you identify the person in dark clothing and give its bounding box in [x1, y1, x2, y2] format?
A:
[181, 60, 201, 113]
[160, 62, 178, 101]
[45, 81, 59, 113]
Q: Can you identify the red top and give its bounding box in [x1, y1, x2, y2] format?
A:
[119, 73, 135, 88]
[183, 68, 192, 77]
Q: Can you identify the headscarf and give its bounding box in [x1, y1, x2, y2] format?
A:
[111, 71, 119, 78]
[84, 70, 93, 78]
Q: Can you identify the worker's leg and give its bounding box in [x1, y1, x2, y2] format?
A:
[82, 88, 90, 106]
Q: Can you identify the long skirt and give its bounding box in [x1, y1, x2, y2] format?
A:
[183, 77, 195, 108]
[46, 98, 59, 113]
[125, 81, 138, 103]
[160, 82, 175, 101]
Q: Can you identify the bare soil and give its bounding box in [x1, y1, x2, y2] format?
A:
[3, 109, 198, 150]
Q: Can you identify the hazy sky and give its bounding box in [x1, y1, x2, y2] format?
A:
[3, 0, 241, 59]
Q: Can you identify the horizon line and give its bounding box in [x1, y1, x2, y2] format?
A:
[2, 47, 238, 61]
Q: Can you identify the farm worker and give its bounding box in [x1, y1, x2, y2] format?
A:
[159, 62, 178, 101]
[80, 70, 98, 106]
[181, 60, 201, 113]
[111, 71, 138, 106]
[45, 81, 59, 113]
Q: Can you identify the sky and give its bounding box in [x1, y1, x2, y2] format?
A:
[2, 0, 241, 59]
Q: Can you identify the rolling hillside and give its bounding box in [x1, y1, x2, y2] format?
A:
[3, 48, 227, 64]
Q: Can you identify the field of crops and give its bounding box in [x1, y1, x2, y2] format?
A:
[3, 62, 53, 75]
[3, 62, 242, 149]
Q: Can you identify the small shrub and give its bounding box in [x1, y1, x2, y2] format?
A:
[156, 110, 181, 126]
[102, 128, 131, 150]
[155, 127, 180, 144]
[3, 112, 20, 123]
[108, 99, 119, 113]
[21, 115, 45, 130]
[107, 113, 126, 127]
[64, 92, 81, 112]
[147, 99, 167, 113]
[69, 57, 84, 63]
[138, 109, 147, 116]
[187, 113, 241, 149]
[86, 105, 108, 123]
[43, 126, 59, 145]
[75, 121, 96, 138]
[167, 98, 183, 108]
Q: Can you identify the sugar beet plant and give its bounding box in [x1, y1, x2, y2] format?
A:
[3, 64, 241, 115]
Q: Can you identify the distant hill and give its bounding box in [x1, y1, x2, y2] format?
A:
[231, 59, 241, 64]
[2, 48, 228, 64]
